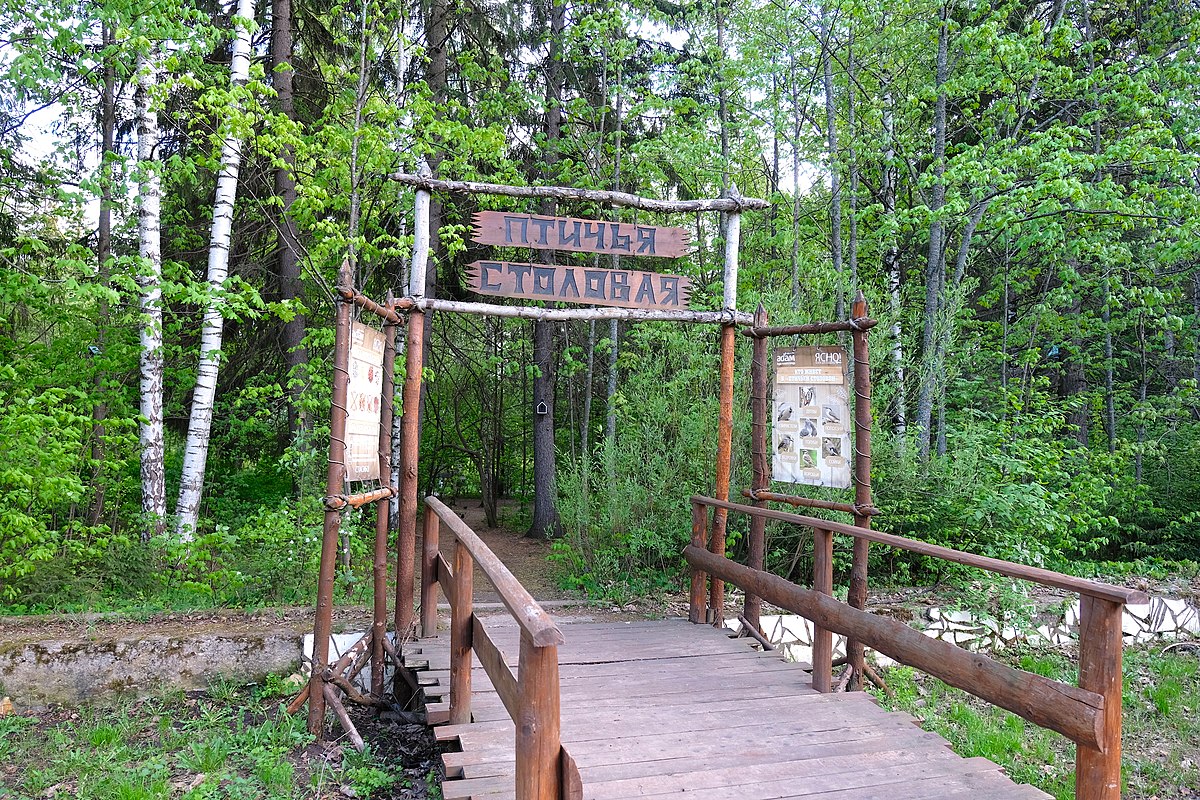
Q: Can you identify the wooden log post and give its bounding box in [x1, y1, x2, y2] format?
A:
[515, 631, 562, 800]
[689, 500, 708, 624]
[848, 289, 873, 691]
[395, 176, 431, 639]
[449, 535, 474, 725]
[308, 259, 354, 736]
[421, 503, 440, 637]
[1075, 596, 1123, 800]
[709, 200, 741, 627]
[811, 527, 834, 692]
[371, 297, 398, 698]
[745, 304, 769, 632]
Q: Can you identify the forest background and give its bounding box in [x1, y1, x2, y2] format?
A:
[2, 0, 1198, 613]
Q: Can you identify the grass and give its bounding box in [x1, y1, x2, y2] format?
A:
[0, 678, 407, 800]
[872, 642, 1200, 800]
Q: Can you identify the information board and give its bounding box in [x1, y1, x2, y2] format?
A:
[771, 346, 851, 489]
[345, 322, 386, 481]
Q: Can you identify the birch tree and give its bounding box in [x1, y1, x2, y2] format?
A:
[175, 0, 258, 538]
[136, 49, 167, 539]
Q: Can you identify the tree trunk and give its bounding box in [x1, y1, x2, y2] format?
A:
[136, 50, 166, 539]
[272, 0, 307, 441]
[820, 1, 843, 320]
[1103, 280, 1116, 451]
[175, 0, 257, 538]
[88, 25, 116, 527]
[915, 4, 949, 462]
[882, 83, 906, 441]
[528, 0, 565, 540]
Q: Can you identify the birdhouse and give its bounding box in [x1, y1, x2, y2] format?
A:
[536, 401, 549, 415]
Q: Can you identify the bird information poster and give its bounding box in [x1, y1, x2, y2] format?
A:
[772, 346, 852, 489]
[345, 322, 386, 482]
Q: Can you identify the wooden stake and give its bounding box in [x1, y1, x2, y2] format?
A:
[308, 259, 353, 736]
[709, 206, 741, 626]
[395, 179, 430, 640]
[371, 302, 397, 698]
[323, 684, 365, 752]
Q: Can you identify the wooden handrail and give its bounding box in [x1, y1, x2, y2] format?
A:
[421, 497, 574, 800]
[684, 545, 1106, 749]
[426, 496, 565, 646]
[690, 495, 1129, 800]
[691, 495, 1148, 605]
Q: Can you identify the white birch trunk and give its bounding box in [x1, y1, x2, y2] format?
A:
[136, 51, 167, 539]
[175, 0, 257, 538]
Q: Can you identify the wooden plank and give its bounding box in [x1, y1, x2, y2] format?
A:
[685, 544, 1107, 750]
[465, 261, 692, 312]
[472, 616, 518, 719]
[599, 756, 1026, 800]
[442, 715, 934, 770]
[471, 211, 691, 258]
[572, 731, 954, 782]
[581, 747, 983, 800]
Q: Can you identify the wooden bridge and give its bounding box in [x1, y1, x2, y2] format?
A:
[400, 496, 1147, 800]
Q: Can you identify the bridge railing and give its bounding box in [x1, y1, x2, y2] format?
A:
[687, 495, 1147, 800]
[421, 496, 581, 800]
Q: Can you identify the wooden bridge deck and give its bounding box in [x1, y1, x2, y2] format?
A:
[401, 618, 1049, 800]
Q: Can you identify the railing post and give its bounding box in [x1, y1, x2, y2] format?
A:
[689, 500, 709, 624]
[848, 289, 873, 691]
[516, 631, 562, 800]
[1076, 595, 1123, 800]
[811, 527, 834, 692]
[745, 305, 769, 633]
[449, 535, 474, 725]
[421, 505, 440, 638]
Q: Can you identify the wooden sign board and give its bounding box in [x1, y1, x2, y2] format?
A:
[466, 260, 692, 310]
[472, 211, 690, 259]
[346, 322, 385, 481]
[772, 346, 851, 489]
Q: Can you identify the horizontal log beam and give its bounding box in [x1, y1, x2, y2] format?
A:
[387, 173, 769, 212]
[742, 489, 881, 517]
[393, 296, 752, 325]
[692, 495, 1147, 605]
[338, 287, 404, 324]
[426, 496, 564, 647]
[324, 488, 394, 510]
[742, 317, 879, 338]
[683, 545, 1105, 750]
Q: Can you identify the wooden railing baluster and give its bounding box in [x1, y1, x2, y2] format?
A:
[421, 505, 440, 638]
[689, 500, 708, 624]
[449, 535, 473, 725]
[811, 527, 834, 692]
[1076, 596, 1123, 800]
[516, 630, 562, 800]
